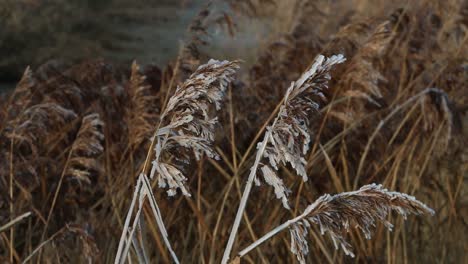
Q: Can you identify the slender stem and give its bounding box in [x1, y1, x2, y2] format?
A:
[115, 91, 174, 263]
[115, 176, 143, 263]
[117, 54, 180, 261]
[0, 212, 31, 233]
[131, 234, 146, 264]
[221, 132, 270, 264]
[142, 175, 180, 264]
[119, 177, 153, 263]
[22, 227, 68, 264]
[238, 209, 308, 258]
[9, 139, 14, 263]
[136, 219, 150, 264]
[238, 220, 292, 258]
[38, 146, 74, 260]
[119, 172, 180, 264]
[237, 98, 284, 170]
[120, 202, 145, 263]
[353, 88, 436, 188]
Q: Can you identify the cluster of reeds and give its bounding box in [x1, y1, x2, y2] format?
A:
[0, 0, 466, 263]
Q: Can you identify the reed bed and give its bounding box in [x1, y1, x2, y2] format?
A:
[0, 0, 466, 263]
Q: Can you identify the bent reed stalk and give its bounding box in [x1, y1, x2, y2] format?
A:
[237, 184, 434, 263]
[221, 54, 346, 264]
[115, 59, 239, 264]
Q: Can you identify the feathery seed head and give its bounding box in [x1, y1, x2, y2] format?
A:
[257, 54, 345, 208]
[150, 59, 240, 196]
[288, 184, 434, 263]
[66, 113, 105, 184]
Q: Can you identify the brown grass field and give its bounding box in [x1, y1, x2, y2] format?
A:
[0, 0, 467, 263]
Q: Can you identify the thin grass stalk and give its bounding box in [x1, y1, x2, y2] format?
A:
[353, 87, 451, 188]
[115, 122, 171, 263]
[119, 177, 149, 264]
[131, 234, 146, 264]
[221, 122, 276, 264]
[136, 220, 150, 264]
[114, 175, 143, 263]
[117, 174, 180, 264]
[9, 139, 14, 263]
[209, 178, 235, 263]
[142, 174, 179, 263]
[115, 59, 186, 263]
[117, 59, 238, 263]
[0, 212, 31, 233]
[222, 54, 346, 263]
[237, 184, 434, 262]
[38, 146, 74, 260]
[21, 227, 68, 264]
[238, 213, 301, 258]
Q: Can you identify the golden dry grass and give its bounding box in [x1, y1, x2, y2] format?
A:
[0, 0, 467, 263]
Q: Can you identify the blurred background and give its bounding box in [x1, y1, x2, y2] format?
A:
[0, 0, 275, 92]
[0, 0, 202, 90]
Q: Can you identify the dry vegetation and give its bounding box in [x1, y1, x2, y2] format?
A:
[0, 0, 467, 263]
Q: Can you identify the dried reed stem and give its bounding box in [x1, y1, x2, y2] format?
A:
[116, 59, 239, 263]
[115, 174, 144, 263]
[238, 184, 434, 263]
[9, 139, 14, 263]
[115, 174, 179, 264]
[221, 130, 270, 264]
[353, 87, 455, 188]
[222, 54, 345, 264]
[0, 212, 31, 233]
[118, 173, 180, 264]
[39, 113, 103, 259]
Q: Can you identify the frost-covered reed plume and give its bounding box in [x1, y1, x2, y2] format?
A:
[222, 54, 346, 264]
[237, 184, 434, 263]
[150, 59, 239, 196]
[115, 59, 239, 264]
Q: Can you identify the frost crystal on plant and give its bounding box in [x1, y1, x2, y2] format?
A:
[257, 54, 346, 208]
[149, 59, 240, 196]
[288, 184, 434, 263]
[260, 165, 291, 208]
[289, 222, 310, 264]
